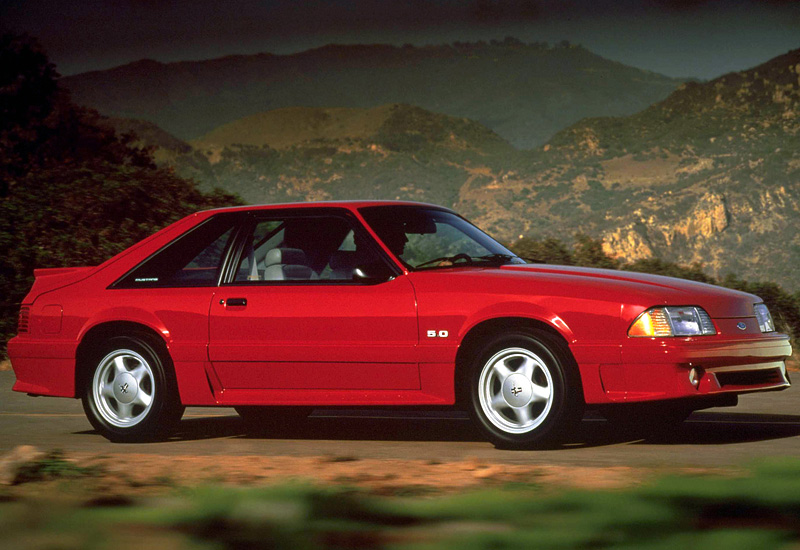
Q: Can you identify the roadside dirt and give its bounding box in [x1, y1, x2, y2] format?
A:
[2, 450, 734, 501]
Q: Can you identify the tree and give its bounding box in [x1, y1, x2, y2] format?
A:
[0, 33, 61, 194]
[624, 258, 716, 284]
[510, 237, 574, 265]
[0, 34, 241, 353]
[572, 233, 619, 269]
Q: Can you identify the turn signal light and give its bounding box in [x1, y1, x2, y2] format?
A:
[629, 306, 716, 337]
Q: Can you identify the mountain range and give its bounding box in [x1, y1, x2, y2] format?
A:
[63, 40, 682, 149]
[99, 45, 800, 291]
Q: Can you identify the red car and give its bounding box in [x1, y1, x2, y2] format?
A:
[8, 201, 792, 447]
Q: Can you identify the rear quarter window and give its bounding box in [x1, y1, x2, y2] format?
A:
[113, 214, 239, 288]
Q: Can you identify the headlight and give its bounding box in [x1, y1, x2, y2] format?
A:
[754, 303, 775, 333]
[628, 306, 716, 337]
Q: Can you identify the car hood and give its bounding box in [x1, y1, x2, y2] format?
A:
[496, 264, 760, 318]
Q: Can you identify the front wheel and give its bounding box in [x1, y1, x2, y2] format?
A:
[467, 331, 583, 449]
[81, 335, 184, 442]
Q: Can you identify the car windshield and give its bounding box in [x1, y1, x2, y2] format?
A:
[359, 205, 525, 270]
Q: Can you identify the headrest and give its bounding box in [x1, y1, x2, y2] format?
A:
[264, 247, 308, 267]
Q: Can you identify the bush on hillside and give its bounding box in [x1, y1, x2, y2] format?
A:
[0, 34, 240, 353]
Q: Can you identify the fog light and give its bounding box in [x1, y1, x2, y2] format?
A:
[688, 367, 701, 388]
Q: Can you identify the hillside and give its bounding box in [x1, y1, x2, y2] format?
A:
[463, 48, 800, 290]
[61, 40, 682, 148]
[192, 104, 511, 153]
[167, 103, 517, 207]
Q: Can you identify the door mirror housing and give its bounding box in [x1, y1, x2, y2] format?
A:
[353, 262, 395, 284]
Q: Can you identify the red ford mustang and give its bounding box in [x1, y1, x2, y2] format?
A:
[8, 201, 792, 447]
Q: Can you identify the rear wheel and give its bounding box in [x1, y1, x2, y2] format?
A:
[467, 330, 583, 449]
[81, 335, 184, 442]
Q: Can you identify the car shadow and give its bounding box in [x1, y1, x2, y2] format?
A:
[152, 409, 800, 448]
[555, 411, 800, 449]
[169, 412, 484, 443]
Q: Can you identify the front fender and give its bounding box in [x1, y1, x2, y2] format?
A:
[459, 301, 576, 343]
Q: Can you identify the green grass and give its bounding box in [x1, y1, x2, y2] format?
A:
[11, 450, 100, 484]
[2, 459, 800, 549]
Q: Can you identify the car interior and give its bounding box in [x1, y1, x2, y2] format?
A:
[235, 216, 372, 282]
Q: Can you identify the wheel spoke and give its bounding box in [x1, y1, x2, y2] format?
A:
[530, 381, 551, 403]
[117, 402, 134, 418]
[491, 361, 513, 380]
[490, 392, 507, 411]
[520, 357, 536, 379]
[99, 381, 114, 399]
[113, 356, 128, 375]
[132, 389, 152, 408]
[129, 364, 149, 384]
[513, 405, 533, 425]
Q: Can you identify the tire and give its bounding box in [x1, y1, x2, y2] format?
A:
[81, 335, 184, 442]
[467, 330, 583, 449]
[235, 406, 312, 434]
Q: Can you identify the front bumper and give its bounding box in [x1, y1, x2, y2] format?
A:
[593, 333, 792, 404]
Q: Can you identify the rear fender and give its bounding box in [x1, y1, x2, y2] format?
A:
[79, 308, 172, 347]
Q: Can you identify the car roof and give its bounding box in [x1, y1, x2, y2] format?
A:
[198, 200, 455, 215]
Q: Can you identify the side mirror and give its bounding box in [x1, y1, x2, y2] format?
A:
[353, 262, 395, 284]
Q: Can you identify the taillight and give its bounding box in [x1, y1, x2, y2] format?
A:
[17, 307, 30, 334]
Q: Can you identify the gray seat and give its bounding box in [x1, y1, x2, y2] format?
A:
[263, 248, 313, 281]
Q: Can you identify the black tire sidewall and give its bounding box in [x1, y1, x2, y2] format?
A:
[81, 335, 180, 442]
[467, 331, 572, 448]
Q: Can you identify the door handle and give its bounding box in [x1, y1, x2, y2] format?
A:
[223, 298, 247, 307]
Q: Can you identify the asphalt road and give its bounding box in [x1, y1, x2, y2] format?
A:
[1, 371, 798, 467]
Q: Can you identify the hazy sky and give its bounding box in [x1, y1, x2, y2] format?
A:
[2, 0, 798, 78]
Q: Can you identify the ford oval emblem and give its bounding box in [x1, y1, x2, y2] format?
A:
[737, 322, 747, 330]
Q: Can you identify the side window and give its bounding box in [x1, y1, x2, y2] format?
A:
[115, 215, 238, 288]
[236, 220, 284, 281]
[232, 214, 382, 283]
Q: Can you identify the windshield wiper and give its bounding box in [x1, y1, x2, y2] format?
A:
[471, 253, 522, 265]
[415, 253, 474, 269]
[415, 253, 523, 269]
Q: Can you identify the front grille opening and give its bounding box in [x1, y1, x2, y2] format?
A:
[17, 307, 30, 334]
[717, 368, 785, 387]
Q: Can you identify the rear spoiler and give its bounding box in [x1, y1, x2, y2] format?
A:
[22, 267, 96, 304]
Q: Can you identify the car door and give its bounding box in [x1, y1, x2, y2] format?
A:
[207, 208, 420, 393]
